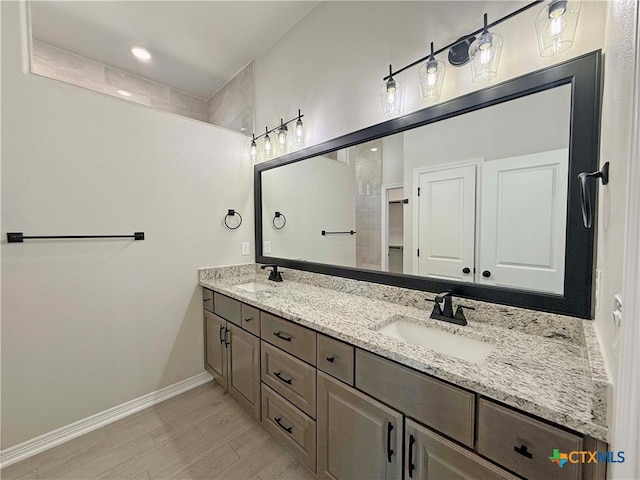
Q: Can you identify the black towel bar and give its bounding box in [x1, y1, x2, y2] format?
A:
[7, 232, 144, 243]
[322, 230, 356, 236]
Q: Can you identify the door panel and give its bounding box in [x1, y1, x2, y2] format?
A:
[405, 419, 518, 480]
[417, 165, 476, 281]
[205, 311, 227, 389]
[480, 149, 568, 294]
[228, 324, 261, 420]
[317, 372, 402, 480]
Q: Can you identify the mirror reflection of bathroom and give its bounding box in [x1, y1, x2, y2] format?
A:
[384, 186, 404, 274]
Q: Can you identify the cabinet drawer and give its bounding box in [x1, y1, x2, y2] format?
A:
[261, 312, 316, 365]
[262, 384, 316, 472]
[477, 398, 583, 480]
[261, 341, 316, 418]
[213, 292, 241, 326]
[203, 288, 214, 313]
[240, 304, 260, 336]
[317, 334, 354, 385]
[355, 349, 475, 447]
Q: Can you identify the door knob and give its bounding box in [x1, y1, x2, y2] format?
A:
[482, 270, 491, 278]
[462, 267, 471, 274]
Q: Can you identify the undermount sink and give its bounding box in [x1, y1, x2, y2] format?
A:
[233, 282, 273, 293]
[373, 316, 495, 364]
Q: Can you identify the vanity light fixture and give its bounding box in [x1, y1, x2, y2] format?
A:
[249, 110, 305, 161]
[469, 14, 503, 83]
[380, 1, 580, 113]
[294, 109, 305, 147]
[130, 46, 152, 62]
[250, 134, 258, 162]
[380, 65, 403, 117]
[263, 127, 273, 159]
[419, 42, 446, 101]
[276, 119, 288, 153]
[536, 0, 581, 57]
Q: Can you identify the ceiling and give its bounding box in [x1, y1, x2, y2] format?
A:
[29, 1, 320, 99]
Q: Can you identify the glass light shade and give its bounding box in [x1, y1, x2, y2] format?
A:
[250, 139, 257, 161]
[293, 118, 305, 146]
[419, 58, 446, 102]
[276, 125, 288, 153]
[380, 77, 403, 117]
[263, 134, 272, 158]
[468, 32, 503, 83]
[535, 0, 580, 57]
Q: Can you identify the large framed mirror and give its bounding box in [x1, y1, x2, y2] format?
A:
[255, 51, 601, 318]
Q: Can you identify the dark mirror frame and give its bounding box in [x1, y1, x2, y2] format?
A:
[255, 50, 602, 319]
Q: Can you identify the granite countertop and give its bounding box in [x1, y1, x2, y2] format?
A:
[199, 264, 609, 442]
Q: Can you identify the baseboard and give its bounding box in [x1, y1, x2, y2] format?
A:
[0, 371, 213, 469]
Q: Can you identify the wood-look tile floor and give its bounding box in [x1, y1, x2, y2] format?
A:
[1, 382, 315, 480]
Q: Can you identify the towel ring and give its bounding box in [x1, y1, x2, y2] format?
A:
[272, 211, 287, 230]
[224, 209, 243, 230]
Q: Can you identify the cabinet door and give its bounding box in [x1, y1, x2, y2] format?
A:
[204, 311, 228, 389]
[317, 372, 402, 480]
[227, 324, 261, 420]
[405, 419, 518, 480]
[416, 165, 476, 282]
[479, 149, 568, 294]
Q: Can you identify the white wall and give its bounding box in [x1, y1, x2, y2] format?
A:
[595, 0, 638, 406]
[254, 1, 606, 149]
[262, 155, 356, 265]
[1, 1, 252, 449]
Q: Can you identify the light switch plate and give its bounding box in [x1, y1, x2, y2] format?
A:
[264, 241, 271, 254]
[241, 242, 250, 256]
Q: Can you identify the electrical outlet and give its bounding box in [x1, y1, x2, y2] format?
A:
[241, 242, 250, 256]
[264, 241, 271, 254]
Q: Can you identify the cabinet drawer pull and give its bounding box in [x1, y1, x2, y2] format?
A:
[514, 444, 533, 459]
[408, 434, 416, 478]
[326, 356, 335, 363]
[243, 317, 253, 322]
[274, 371, 293, 385]
[386, 422, 394, 463]
[219, 325, 225, 344]
[274, 417, 293, 434]
[273, 331, 292, 342]
[224, 328, 230, 347]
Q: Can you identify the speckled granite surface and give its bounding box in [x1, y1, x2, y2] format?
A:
[199, 264, 609, 442]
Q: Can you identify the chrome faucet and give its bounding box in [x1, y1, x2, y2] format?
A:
[428, 291, 473, 326]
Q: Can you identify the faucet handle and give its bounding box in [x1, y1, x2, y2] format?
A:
[453, 305, 474, 324]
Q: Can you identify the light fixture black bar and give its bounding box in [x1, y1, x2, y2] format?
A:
[253, 113, 305, 141]
[383, 0, 543, 80]
[321, 230, 356, 236]
[7, 232, 145, 243]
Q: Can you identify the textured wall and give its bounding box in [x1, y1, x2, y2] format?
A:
[1, 1, 253, 449]
[207, 62, 254, 134]
[31, 40, 208, 122]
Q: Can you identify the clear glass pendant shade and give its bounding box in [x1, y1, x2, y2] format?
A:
[468, 32, 503, 83]
[419, 57, 445, 102]
[380, 77, 402, 117]
[535, 0, 580, 57]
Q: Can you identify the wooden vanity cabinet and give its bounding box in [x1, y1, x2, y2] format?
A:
[203, 290, 261, 420]
[317, 372, 403, 480]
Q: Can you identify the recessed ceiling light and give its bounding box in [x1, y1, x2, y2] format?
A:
[117, 89, 132, 97]
[130, 46, 151, 61]
[370, 147, 379, 152]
